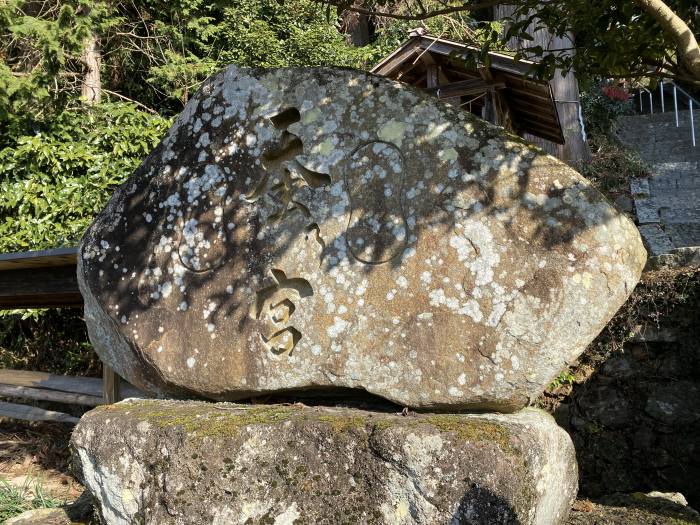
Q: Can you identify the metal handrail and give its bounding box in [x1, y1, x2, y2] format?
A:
[665, 80, 698, 147]
[639, 86, 653, 114]
[638, 80, 698, 147]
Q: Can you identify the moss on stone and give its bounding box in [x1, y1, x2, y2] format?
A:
[99, 402, 517, 456]
[372, 414, 516, 455]
[316, 415, 367, 433]
[424, 415, 514, 453]
[102, 400, 299, 437]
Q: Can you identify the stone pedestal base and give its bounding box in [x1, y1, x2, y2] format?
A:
[71, 400, 577, 525]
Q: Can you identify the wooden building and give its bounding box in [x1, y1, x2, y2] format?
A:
[372, 29, 566, 149]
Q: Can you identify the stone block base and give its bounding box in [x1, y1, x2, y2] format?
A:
[71, 400, 577, 525]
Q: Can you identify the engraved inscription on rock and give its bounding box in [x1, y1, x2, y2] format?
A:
[78, 67, 646, 410]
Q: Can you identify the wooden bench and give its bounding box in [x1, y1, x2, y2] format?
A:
[0, 247, 143, 423]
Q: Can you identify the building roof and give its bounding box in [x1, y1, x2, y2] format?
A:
[371, 31, 565, 144]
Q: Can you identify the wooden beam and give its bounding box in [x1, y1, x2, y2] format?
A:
[425, 78, 506, 99]
[416, 38, 534, 77]
[103, 365, 120, 404]
[511, 119, 565, 143]
[0, 265, 81, 309]
[0, 369, 102, 396]
[503, 86, 554, 103]
[508, 102, 557, 119]
[0, 401, 79, 424]
[479, 67, 518, 134]
[372, 39, 421, 77]
[425, 64, 438, 89]
[0, 247, 77, 271]
[0, 369, 143, 399]
[0, 384, 102, 406]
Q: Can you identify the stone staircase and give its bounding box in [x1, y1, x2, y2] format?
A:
[616, 109, 700, 269]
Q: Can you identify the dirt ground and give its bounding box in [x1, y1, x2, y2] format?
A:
[0, 418, 84, 504]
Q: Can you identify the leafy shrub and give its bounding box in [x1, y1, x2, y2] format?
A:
[579, 82, 649, 198]
[0, 309, 99, 376]
[0, 102, 171, 252]
[0, 101, 168, 376]
[580, 135, 650, 195]
[581, 85, 635, 137]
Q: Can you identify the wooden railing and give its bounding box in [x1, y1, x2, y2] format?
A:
[0, 247, 144, 423]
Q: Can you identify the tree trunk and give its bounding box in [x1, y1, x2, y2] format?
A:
[82, 32, 101, 105]
[341, 11, 370, 47]
[633, 0, 700, 82]
[494, 6, 590, 166]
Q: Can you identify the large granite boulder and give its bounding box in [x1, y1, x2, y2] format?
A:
[71, 400, 577, 525]
[78, 67, 646, 410]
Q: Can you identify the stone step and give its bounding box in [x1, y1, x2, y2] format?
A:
[660, 209, 700, 225]
[616, 126, 699, 143]
[617, 118, 699, 131]
[638, 224, 674, 255]
[616, 131, 698, 143]
[637, 222, 700, 255]
[664, 223, 700, 246]
[624, 107, 700, 261]
[654, 162, 699, 176]
[627, 145, 700, 164]
[617, 130, 700, 144]
[619, 109, 699, 125]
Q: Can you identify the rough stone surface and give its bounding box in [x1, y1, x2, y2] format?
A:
[79, 67, 646, 410]
[71, 400, 577, 525]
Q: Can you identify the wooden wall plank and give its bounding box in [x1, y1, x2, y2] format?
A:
[426, 78, 505, 98]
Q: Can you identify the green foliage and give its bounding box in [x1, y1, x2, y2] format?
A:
[548, 370, 575, 390]
[0, 309, 100, 375]
[0, 477, 63, 521]
[1, 0, 370, 123]
[213, 1, 361, 68]
[580, 86, 634, 137]
[367, 3, 505, 65]
[501, 0, 699, 85]
[320, 0, 699, 85]
[102, 0, 370, 111]
[579, 135, 650, 197]
[0, 102, 171, 251]
[0, 0, 99, 138]
[579, 84, 649, 197]
[548, 1, 694, 80]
